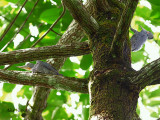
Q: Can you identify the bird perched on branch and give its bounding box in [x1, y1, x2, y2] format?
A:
[130, 26, 153, 52]
[18, 60, 60, 75]
[17, 60, 61, 119]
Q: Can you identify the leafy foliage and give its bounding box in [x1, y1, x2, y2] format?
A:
[0, 0, 90, 119]
[131, 1, 160, 119]
[0, 0, 160, 119]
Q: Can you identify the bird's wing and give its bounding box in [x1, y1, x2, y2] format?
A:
[36, 60, 59, 75]
[130, 33, 139, 44]
[138, 32, 148, 43]
[131, 32, 148, 51]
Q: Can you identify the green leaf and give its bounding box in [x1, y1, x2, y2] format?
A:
[158, 107, 160, 114]
[60, 70, 77, 77]
[18, 104, 26, 113]
[61, 10, 73, 31]
[0, 101, 15, 112]
[53, 0, 61, 5]
[61, 58, 79, 70]
[147, 100, 160, 107]
[83, 70, 90, 78]
[53, 107, 70, 119]
[44, 90, 69, 120]
[40, 8, 60, 24]
[80, 54, 93, 70]
[80, 94, 89, 120]
[134, 6, 151, 19]
[47, 90, 67, 105]
[148, 88, 160, 98]
[147, 0, 160, 6]
[131, 51, 145, 63]
[82, 106, 89, 120]
[17, 86, 32, 99]
[3, 83, 16, 93]
[80, 94, 89, 104]
[5, 0, 20, 4]
[60, 58, 80, 77]
[150, 112, 159, 118]
[37, 31, 60, 46]
[0, 101, 15, 120]
[136, 106, 140, 116]
[0, 0, 8, 6]
[150, 5, 160, 19]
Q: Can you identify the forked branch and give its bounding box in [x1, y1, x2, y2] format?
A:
[109, 0, 139, 54]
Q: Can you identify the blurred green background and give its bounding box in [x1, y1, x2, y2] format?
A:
[0, 0, 160, 119]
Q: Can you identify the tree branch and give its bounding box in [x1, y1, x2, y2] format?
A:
[16, 23, 43, 49]
[0, 42, 90, 66]
[28, 1, 93, 118]
[0, 0, 40, 52]
[108, 0, 125, 10]
[0, 70, 88, 93]
[31, 0, 66, 47]
[88, 0, 111, 15]
[63, 0, 99, 36]
[109, 0, 139, 54]
[27, 1, 98, 119]
[0, 0, 28, 42]
[26, 87, 51, 120]
[130, 58, 160, 89]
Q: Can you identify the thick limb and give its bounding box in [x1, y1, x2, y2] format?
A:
[0, 70, 88, 93]
[130, 58, 160, 89]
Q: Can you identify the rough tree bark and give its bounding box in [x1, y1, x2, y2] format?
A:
[63, 0, 140, 119]
[0, 0, 159, 120]
[0, 42, 89, 65]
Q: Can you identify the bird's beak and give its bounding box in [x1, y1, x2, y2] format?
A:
[17, 66, 32, 70]
[147, 32, 154, 39]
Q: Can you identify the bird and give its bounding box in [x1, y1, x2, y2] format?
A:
[17, 60, 61, 119]
[130, 26, 153, 52]
[17, 60, 60, 75]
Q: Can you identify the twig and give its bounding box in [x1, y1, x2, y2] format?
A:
[50, 29, 62, 36]
[3, 23, 43, 70]
[0, 0, 40, 52]
[2, 0, 41, 70]
[16, 23, 43, 49]
[31, 1, 66, 47]
[0, 0, 28, 42]
[1, 15, 29, 34]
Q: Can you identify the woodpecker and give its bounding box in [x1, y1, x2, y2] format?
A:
[130, 26, 153, 52]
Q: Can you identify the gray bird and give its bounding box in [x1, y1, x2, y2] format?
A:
[130, 26, 153, 52]
[17, 60, 60, 75]
[17, 60, 61, 119]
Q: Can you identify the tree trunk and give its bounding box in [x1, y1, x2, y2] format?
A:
[62, 0, 140, 119]
[88, 23, 140, 119]
[2, 0, 154, 119]
[89, 67, 140, 119]
[63, 0, 141, 119]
